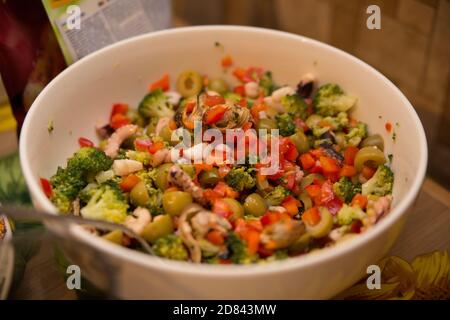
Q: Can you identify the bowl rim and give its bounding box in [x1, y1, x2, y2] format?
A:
[20, 25, 428, 276]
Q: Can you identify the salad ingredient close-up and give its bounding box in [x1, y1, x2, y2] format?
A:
[41, 65, 394, 265]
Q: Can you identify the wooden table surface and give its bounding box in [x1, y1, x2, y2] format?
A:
[8, 178, 450, 300]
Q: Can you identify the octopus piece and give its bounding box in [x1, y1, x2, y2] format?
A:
[151, 148, 170, 167]
[178, 204, 232, 263]
[260, 219, 305, 250]
[168, 165, 207, 206]
[104, 124, 138, 158]
[370, 195, 392, 223]
[112, 159, 143, 176]
[124, 207, 152, 235]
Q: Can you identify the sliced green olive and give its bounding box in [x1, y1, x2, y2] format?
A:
[298, 192, 313, 210]
[162, 191, 193, 216]
[361, 134, 384, 151]
[176, 70, 203, 98]
[141, 215, 174, 243]
[198, 168, 220, 188]
[300, 173, 324, 190]
[222, 198, 244, 221]
[354, 146, 386, 172]
[208, 78, 229, 95]
[306, 207, 333, 239]
[155, 163, 173, 190]
[257, 118, 277, 131]
[305, 114, 323, 129]
[130, 181, 150, 207]
[290, 130, 310, 154]
[102, 230, 123, 245]
[158, 125, 173, 143]
[288, 232, 311, 253]
[243, 193, 267, 217]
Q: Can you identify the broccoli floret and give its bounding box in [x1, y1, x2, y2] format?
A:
[152, 234, 189, 261]
[133, 169, 163, 215]
[275, 114, 297, 137]
[226, 232, 258, 264]
[280, 93, 308, 120]
[259, 71, 275, 96]
[333, 177, 362, 203]
[225, 167, 256, 192]
[138, 88, 174, 120]
[67, 147, 113, 174]
[362, 165, 394, 196]
[264, 185, 290, 206]
[50, 148, 113, 213]
[312, 112, 350, 138]
[345, 122, 368, 147]
[337, 204, 366, 225]
[125, 150, 151, 165]
[313, 84, 357, 117]
[80, 182, 128, 223]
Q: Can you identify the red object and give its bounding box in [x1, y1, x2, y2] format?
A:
[385, 122, 392, 133]
[344, 146, 359, 166]
[212, 199, 233, 218]
[320, 180, 334, 204]
[305, 184, 321, 198]
[148, 141, 165, 154]
[204, 95, 225, 107]
[350, 220, 362, 233]
[233, 85, 246, 97]
[78, 137, 94, 148]
[361, 165, 376, 180]
[110, 113, 130, 129]
[149, 74, 170, 92]
[351, 193, 368, 209]
[134, 139, 152, 152]
[299, 153, 315, 170]
[282, 139, 299, 162]
[250, 103, 267, 121]
[340, 165, 356, 178]
[204, 105, 228, 125]
[244, 229, 260, 254]
[324, 197, 343, 215]
[111, 103, 129, 118]
[40, 178, 52, 198]
[282, 196, 301, 216]
[260, 211, 289, 226]
[213, 181, 239, 199]
[320, 156, 340, 174]
[120, 174, 140, 192]
[206, 230, 225, 245]
[302, 207, 321, 226]
[221, 55, 233, 68]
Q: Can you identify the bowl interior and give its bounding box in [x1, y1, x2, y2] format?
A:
[20, 26, 427, 268]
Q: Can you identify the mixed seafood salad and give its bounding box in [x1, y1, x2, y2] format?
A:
[41, 62, 394, 264]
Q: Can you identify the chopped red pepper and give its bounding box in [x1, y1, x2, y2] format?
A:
[110, 113, 130, 129]
[212, 199, 233, 219]
[149, 73, 170, 92]
[221, 55, 233, 68]
[344, 146, 359, 166]
[111, 103, 129, 118]
[134, 139, 152, 152]
[385, 122, 392, 133]
[206, 230, 225, 245]
[320, 156, 340, 174]
[204, 95, 226, 107]
[120, 174, 141, 192]
[40, 178, 52, 198]
[233, 85, 246, 97]
[148, 141, 165, 154]
[282, 196, 301, 216]
[340, 165, 356, 178]
[203, 105, 228, 125]
[78, 137, 94, 148]
[299, 153, 315, 170]
[302, 207, 321, 226]
[351, 193, 368, 209]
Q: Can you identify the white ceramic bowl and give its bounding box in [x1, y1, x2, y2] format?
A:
[20, 26, 427, 299]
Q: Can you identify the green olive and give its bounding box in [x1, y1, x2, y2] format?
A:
[222, 198, 244, 221]
[257, 118, 277, 131]
[162, 191, 193, 216]
[176, 70, 203, 97]
[180, 164, 196, 178]
[243, 193, 268, 217]
[300, 173, 324, 190]
[141, 215, 174, 243]
[298, 192, 312, 210]
[130, 181, 150, 207]
[155, 163, 173, 190]
[198, 168, 220, 188]
[306, 207, 333, 238]
[102, 230, 123, 245]
[290, 131, 310, 153]
[354, 146, 386, 172]
[208, 78, 229, 95]
[288, 232, 311, 253]
[361, 134, 384, 151]
[305, 114, 323, 129]
[158, 125, 173, 143]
